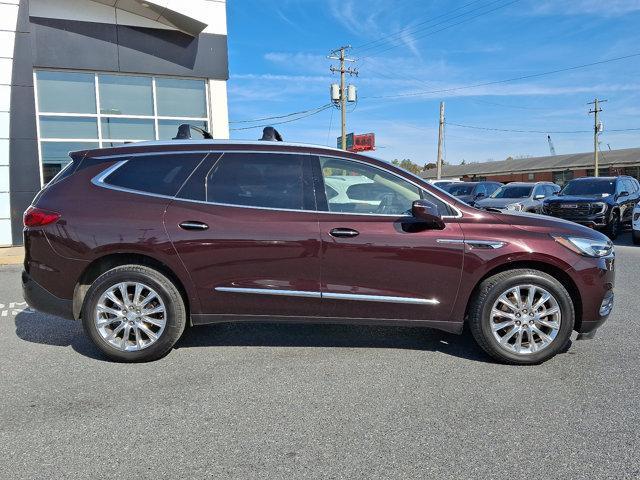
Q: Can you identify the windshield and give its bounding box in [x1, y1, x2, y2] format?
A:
[561, 179, 615, 196]
[445, 184, 474, 196]
[490, 185, 533, 199]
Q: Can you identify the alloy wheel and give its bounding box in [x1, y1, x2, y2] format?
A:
[489, 284, 561, 355]
[94, 282, 167, 351]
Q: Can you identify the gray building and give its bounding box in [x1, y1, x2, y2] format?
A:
[1, 0, 230, 246]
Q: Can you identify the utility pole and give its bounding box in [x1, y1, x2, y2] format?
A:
[588, 98, 607, 177]
[436, 101, 445, 179]
[329, 46, 357, 150]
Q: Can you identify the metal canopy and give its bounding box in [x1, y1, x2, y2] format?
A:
[91, 0, 207, 36]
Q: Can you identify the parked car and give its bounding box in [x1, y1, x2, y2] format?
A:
[633, 202, 640, 245]
[443, 181, 503, 206]
[543, 176, 640, 240]
[475, 182, 560, 213]
[23, 138, 614, 365]
[429, 179, 460, 190]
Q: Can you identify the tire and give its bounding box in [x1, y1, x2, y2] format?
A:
[81, 265, 187, 362]
[633, 230, 640, 245]
[605, 211, 620, 240]
[468, 269, 575, 365]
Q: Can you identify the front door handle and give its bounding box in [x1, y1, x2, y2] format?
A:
[329, 228, 359, 238]
[179, 221, 209, 231]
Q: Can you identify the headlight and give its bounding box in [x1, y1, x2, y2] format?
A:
[552, 235, 613, 257]
[591, 202, 607, 215]
[506, 202, 524, 211]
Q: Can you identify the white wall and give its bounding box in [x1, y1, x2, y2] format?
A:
[208, 79, 229, 139]
[0, 0, 18, 246]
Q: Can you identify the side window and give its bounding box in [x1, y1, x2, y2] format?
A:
[623, 179, 635, 194]
[318, 156, 450, 216]
[474, 184, 487, 196]
[533, 185, 545, 198]
[486, 183, 500, 195]
[103, 153, 205, 196]
[204, 153, 313, 211]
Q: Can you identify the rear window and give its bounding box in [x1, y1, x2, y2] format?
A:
[445, 184, 474, 196]
[104, 153, 205, 196]
[561, 179, 615, 196]
[491, 185, 533, 199]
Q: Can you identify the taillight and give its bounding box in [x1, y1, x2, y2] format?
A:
[23, 206, 61, 227]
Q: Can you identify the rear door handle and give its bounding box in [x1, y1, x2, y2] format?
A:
[179, 221, 209, 231]
[329, 228, 359, 238]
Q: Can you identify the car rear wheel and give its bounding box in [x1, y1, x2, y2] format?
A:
[633, 230, 640, 245]
[468, 269, 574, 365]
[81, 265, 186, 362]
[606, 211, 620, 240]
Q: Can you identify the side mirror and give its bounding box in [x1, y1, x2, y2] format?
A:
[475, 192, 486, 199]
[534, 194, 545, 200]
[412, 200, 445, 229]
[619, 191, 629, 198]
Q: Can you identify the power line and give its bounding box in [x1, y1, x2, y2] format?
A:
[446, 122, 640, 134]
[230, 104, 333, 131]
[229, 104, 331, 124]
[363, 52, 640, 99]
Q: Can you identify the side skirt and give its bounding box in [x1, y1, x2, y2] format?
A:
[190, 314, 464, 335]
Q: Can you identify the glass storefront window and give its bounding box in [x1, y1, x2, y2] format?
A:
[156, 78, 207, 117]
[35, 70, 210, 185]
[39, 116, 98, 139]
[101, 117, 155, 140]
[98, 75, 153, 116]
[36, 71, 96, 114]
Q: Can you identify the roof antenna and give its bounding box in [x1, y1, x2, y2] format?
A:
[173, 123, 213, 140]
[260, 126, 283, 142]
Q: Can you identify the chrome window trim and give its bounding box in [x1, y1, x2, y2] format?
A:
[215, 287, 438, 305]
[90, 149, 462, 218]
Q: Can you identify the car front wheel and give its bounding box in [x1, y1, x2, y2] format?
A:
[633, 230, 640, 245]
[606, 211, 620, 240]
[81, 265, 187, 362]
[468, 269, 574, 365]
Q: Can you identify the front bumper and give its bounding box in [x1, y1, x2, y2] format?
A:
[545, 211, 608, 229]
[22, 270, 74, 320]
[570, 254, 615, 336]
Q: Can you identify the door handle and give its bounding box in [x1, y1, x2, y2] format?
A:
[179, 221, 209, 231]
[329, 228, 359, 238]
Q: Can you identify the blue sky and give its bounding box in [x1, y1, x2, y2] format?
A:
[226, 0, 640, 165]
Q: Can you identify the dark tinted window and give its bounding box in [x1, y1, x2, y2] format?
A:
[104, 153, 205, 196]
[445, 183, 474, 196]
[561, 179, 615, 196]
[206, 153, 312, 210]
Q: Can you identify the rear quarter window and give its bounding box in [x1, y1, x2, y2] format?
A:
[103, 153, 205, 196]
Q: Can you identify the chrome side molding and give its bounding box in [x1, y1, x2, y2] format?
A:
[437, 239, 506, 249]
[214, 287, 439, 305]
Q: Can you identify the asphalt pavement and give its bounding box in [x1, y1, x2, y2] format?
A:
[1, 233, 638, 479]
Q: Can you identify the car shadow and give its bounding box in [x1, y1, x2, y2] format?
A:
[14, 311, 495, 363]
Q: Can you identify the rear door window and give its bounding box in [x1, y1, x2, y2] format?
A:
[103, 153, 206, 196]
[179, 152, 315, 211]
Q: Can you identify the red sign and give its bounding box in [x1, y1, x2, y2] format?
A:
[349, 133, 375, 152]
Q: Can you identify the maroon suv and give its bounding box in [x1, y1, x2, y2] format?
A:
[22, 139, 615, 364]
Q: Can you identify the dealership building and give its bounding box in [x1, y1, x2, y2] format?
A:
[421, 147, 640, 185]
[1, 0, 229, 246]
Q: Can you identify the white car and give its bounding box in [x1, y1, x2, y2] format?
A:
[633, 201, 640, 245]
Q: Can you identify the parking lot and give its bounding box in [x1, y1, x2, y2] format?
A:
[0, 233, 638, 479]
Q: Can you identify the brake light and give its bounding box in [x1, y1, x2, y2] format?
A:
[23, 206, 61, 227]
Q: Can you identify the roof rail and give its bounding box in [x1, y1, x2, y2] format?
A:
[173, 124, 213, 140]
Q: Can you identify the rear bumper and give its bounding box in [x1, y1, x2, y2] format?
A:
[22, 270, 74, 320]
